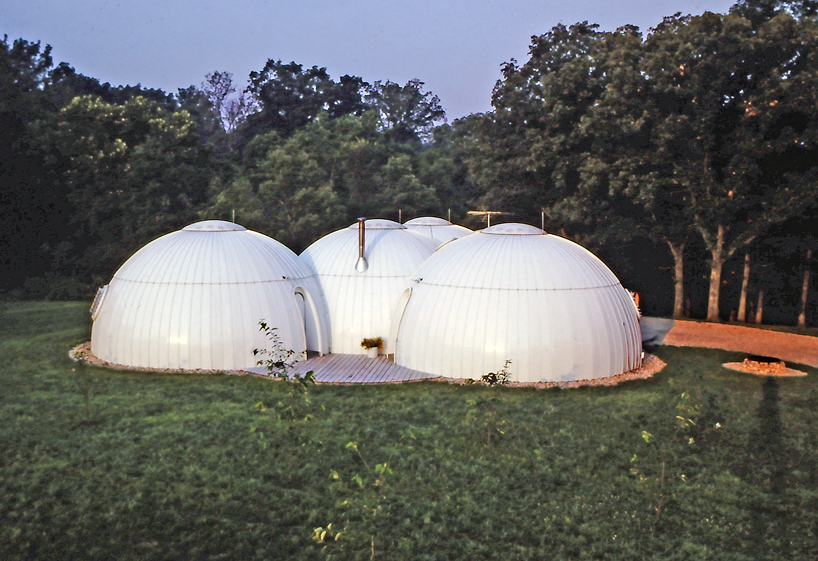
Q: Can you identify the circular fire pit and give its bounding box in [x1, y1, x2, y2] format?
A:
[723, 354, 807, 377]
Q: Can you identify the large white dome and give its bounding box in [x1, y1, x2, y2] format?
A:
[390, 223, 642, 382]
[299, 219, 438, 354]
[404, 217, 472, 246]
[91, 220, 329, 370]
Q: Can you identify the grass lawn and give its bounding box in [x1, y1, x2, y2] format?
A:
[1, 302, 817, 560]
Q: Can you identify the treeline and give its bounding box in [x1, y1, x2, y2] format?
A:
[1, 0, 817, 325]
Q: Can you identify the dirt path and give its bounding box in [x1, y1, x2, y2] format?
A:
[645, 318, 818, 368]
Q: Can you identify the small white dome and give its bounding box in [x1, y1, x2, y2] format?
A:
[348, 218, 407, 230]
[482, 223, 545, 235]
[300, 219, 438, 353]
[182, 220, 246, 232]
[390, 224, 641, 382]
[404, 216, 472, 246]
[91, 220, 329, 370]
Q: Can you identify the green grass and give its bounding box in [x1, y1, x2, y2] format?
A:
[2, 302, 817, 560]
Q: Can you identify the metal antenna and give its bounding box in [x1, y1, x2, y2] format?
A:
[467, 210, 508, 227]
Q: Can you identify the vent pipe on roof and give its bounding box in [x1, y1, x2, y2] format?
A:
[355, 217, 369, 273]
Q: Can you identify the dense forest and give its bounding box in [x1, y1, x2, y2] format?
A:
[1, 0, 817, 325]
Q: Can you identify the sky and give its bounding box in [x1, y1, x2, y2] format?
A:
[5, 0, 737, 120]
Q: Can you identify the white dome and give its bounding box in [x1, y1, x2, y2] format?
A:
[390, 224, 642, 382]
[91, 220, 329, 370]
[299, 219, 438, 353]
[404, 217, 472, 246]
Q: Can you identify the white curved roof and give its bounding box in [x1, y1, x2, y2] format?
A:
[391, 223, 642, 382]
[404, 216, 472, 246]
[299, 219, 438, 353]
[91, 220, 329, 370]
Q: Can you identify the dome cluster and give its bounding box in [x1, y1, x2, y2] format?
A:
[90, 217, 641, 381]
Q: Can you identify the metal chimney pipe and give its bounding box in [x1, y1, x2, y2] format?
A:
[355, 217, 368, 272]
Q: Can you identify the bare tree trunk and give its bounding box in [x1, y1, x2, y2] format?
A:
[667, 240, 686, 319]
[738, 253, 751, 322]
[756, 290, 765, 325]
[798, 249, 813, 328]
[706, 225, 727, 322]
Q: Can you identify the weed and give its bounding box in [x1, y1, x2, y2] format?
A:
[315, 429, 415, 559]
[481, 359, 512, 386]
[70, 362, 97, 426]
[253, 320, 316, 420]
[466, 396, 509, 445]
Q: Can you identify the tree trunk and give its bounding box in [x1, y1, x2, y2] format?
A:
[798, 249, 812, 328]
[706, 225, 727, 322]
[667, 240, 686, 319]
[738, 253, 751, 322]
[755, 290, 765, 325]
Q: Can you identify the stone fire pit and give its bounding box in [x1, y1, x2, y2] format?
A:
[723, 355, 807, 377]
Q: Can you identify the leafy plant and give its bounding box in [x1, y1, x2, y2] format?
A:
[629, 383, 727, 531]
[465, 395, 510, 445]
[360, 337, 383, 350]
[480, 359, 512, 386]
[315, 429, 415, 559]
[253, 320, 303, 378]
[252, 320, 315, 419]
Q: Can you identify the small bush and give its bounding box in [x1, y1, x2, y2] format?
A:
[361, 337, 383, 349]
[481, 359, 512, 386]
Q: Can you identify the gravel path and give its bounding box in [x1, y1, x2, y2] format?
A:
[647, 318, 818, 368]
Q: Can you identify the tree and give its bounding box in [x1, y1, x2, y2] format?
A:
[201, 71, 235, 125]
[473, 22, 691, 313]
[475, 13, 818, 320]
[372, 153, 440, 217]
[731, 0, 818, 26]
[415, 121, 480, 221]
[640, 12, 818, 320]
[199, 71, 258, 133]
[471, 22, 625, 232]
[0, 36, 64, 293]
[242, 60, 367, 141]
[202, 112, 452, 251]
[36, 95, 212, 282]
[365, 79, 446, 143]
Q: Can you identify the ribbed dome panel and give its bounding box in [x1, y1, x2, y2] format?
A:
[91, 221, 329, 370]
[392, 225, 641, 382]
[412, 231, 621, 290]
[300, 220, 438, 353]
[115, 230, 314, 284]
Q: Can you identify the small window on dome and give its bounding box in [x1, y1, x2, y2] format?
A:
[90, 285, 108, 320]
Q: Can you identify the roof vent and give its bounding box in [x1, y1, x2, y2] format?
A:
[355, 217, 369, 273]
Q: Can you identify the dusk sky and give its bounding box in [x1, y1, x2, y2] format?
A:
[6, 0, 736, 119]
